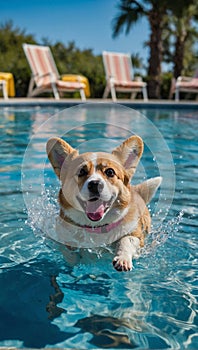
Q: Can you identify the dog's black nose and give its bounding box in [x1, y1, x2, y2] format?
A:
[88, 180, 104, 194]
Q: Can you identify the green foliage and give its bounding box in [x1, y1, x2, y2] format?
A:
[160, 72, 173, 99]
[1, 8, 198, 100]
[0, 21, 105, 98]
[163, 1, 198, 78]
[0, 21, 36, 96]
[112, 0, 145, 38]
[112, 0, 198, 99]
[52, 42, 105, 97]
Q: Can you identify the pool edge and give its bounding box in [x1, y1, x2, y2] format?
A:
[1, 98, 198, 110]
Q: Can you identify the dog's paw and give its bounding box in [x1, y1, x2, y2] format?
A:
[112, 256, 132, 272]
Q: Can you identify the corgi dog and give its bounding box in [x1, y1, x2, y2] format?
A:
[46, 135, 162, 271]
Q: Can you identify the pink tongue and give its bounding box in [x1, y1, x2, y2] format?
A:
[86, 201, 105, 221]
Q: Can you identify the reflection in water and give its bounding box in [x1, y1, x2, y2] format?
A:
[0, 105, 197, 349]
[76, 315, 137, 349]
[46, 276, 65, 320]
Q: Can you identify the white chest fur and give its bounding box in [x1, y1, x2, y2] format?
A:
[47, 215, 138, 248]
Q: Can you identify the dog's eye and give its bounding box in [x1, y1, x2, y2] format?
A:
[105, 168, 115, 178]
[78, 168, 88, 177]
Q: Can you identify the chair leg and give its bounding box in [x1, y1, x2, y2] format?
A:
[142, 86, 148, 101]
[110, 85, 117, 102]
[2, 81, 8, 99]
[103, 85, 110, 99]
[130, 91, 137, 100]
[175, 87, 179, 102]
[27, 77, 35, 97]
[80, 88, 86, 101]
[52, 83, 60, 100]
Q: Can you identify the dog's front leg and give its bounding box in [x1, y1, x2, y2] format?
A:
[113, 235, 140, 271]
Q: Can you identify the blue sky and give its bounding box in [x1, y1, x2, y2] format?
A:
[1, 0, 149, 61]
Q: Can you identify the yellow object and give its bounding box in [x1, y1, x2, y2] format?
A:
[0, 72, 15, 97]
[61, 74, 90, 97]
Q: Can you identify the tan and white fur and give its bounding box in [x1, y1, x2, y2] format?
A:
[46, 135, 162, 272]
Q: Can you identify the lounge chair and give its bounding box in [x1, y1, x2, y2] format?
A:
[23, 43, 86, 100]
[170, 71, 198, 101]
[102, 51, 148, 101]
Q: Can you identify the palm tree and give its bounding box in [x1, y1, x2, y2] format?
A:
[112, 0, 198, 99]
[112, 0, 168, 98]
[165, 1, 198, 78]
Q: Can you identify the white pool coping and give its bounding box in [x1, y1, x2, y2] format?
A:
[0, 98, 198, 109]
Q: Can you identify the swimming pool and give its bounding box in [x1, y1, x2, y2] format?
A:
[0, 103, 197, 349]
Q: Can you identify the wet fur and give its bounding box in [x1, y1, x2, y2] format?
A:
[47, 135, 162, 271]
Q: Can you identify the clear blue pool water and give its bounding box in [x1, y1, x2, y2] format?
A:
[0, 103, 197, 349]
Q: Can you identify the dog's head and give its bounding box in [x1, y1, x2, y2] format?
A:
[46, 136, 143, 224]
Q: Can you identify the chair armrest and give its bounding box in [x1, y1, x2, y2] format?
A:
[177, 76, 193, 83]
[33, 72, 57, 82]
[134, 76, 143, 82]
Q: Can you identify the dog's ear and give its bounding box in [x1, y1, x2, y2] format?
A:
[134, 177, 162, 204]
[112, 135, 143, 178]
[46, 137, 78, 178]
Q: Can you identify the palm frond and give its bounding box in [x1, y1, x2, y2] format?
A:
[112, 0, 146, 38]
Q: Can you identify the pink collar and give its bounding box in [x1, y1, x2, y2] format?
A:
[84, 218, 123, 234]
[60, 210, 123, 235]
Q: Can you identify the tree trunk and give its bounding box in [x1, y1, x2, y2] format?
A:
[147, 8, 165, 99]
[173, 17, 189, 79]
[173, 35, 185, 78]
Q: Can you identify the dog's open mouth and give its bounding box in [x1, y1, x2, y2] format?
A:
[77, 196, 111, 222]
[86, 198, 109, 221]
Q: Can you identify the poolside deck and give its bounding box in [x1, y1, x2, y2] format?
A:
[0, 97, 198, 109]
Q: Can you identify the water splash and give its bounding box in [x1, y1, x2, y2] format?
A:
[26, 184, 59, 236]
[25, 184, 184, 264]
[142, 210, 184, 256]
